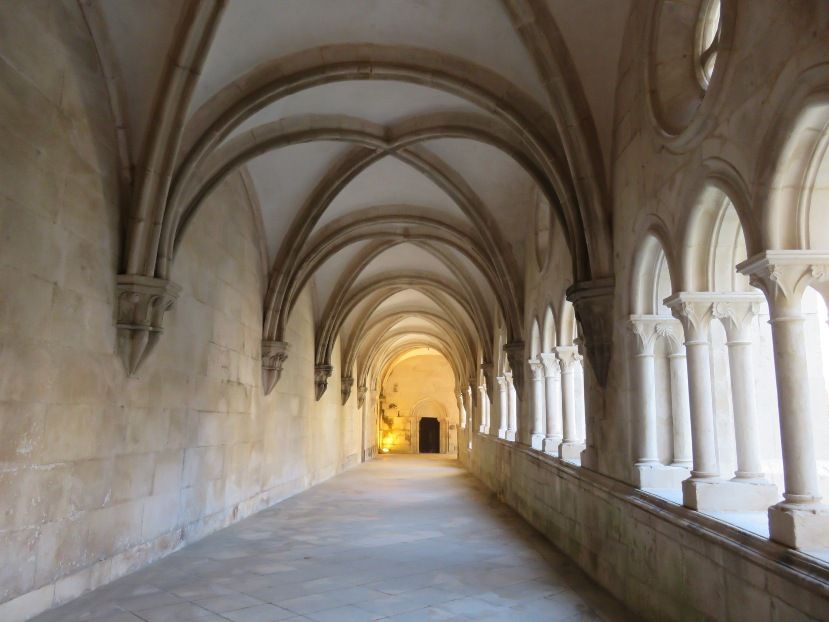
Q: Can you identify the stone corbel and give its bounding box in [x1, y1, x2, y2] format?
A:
[116, 274, 182, 376]
[357, 384, 367, 409]
[314, 364, 334, 401]
[503, 341, 525, 395]
[341, 375, 354, 405]
[566, 278, 614, 387]
[261, 340, 290, 395]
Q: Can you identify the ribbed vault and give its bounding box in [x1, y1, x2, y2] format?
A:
[89, 0, 625, 394]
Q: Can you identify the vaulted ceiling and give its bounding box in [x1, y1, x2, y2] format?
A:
[85, 0, 630, 397]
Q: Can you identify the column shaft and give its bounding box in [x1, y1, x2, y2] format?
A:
[725, 339, 764, 479]
[770, 312, 821, 502]
[668, 352, 692, 466]
[684, 339, 720, 478]
[633, 352, 659, 465]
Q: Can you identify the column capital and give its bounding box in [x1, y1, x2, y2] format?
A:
[528, 358, 545, 380]
[539, 352, 560, 378]
[664, 293, 716, 341]
[554, 345, 581, 372]
[357, 384, 367, 408]
[262, 340, 290, 395]
[496, 375, 509, 391]
[627, 315, 672, 355]
[710, 294, 765, 341]
[738, 250, 829, 317]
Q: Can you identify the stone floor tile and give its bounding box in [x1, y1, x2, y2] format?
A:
[223, 604, 299, 622]
[305, 604, 384, 622]
[31, 456, 632, 622]
[194, 592, 264, 613]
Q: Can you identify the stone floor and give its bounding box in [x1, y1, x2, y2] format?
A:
[32, 455, 636, 622]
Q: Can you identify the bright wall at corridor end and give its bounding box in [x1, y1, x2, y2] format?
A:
[379, 354, 458, 454]
[0, 3, 361, 619]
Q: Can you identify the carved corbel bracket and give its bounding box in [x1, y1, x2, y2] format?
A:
[116, 274, 182, 376]
[314, 364, 334, 401]
[503, 341, 525, 395]
[566, 277, 614, 387]
[262, 340, 290, 395]
[341, 375, 354, 405]
[357, 384, 367, 409]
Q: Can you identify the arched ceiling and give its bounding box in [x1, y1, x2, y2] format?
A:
[87, 0, 630, 396]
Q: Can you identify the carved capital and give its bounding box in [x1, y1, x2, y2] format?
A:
[341, 375, 354, 405]
[261, 340, 290, 395]
[503, 341, 525, 395]
[664, 293, 715, 341]
[566, 277, 614, 386]
[738, 251, 829, 318]
[116, 275, 181, 375]
[539, 352, 560, 378]
[710, 295, 764, 342]
[628, 315, 683, 355]
[554, 345, 581, 373]
[496, 375, 509, 392]
[357, 384, 367, 409]
[314, 364, 334, 401]
[528, 358, 545, 381]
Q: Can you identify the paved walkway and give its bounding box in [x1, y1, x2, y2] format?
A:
[33, 455, 635, 622]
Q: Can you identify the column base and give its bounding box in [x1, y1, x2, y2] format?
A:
[580, 446, 598, 470]
[633, 463, 689, 489]
[530, 433, 545, 450]
[542, 436, 562, 454]
[559, 441, 585, 460]
[769, 503, 829, 550]
[682, 478, 779, 511]
[497, 429, 508, 440]
[478, 425, 489, 435]
[505, 429, 516, 442]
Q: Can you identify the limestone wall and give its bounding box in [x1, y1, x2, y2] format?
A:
[463, 436, 828, 621]
[379, 354, 458, 454]
[0, 2, 362, 619]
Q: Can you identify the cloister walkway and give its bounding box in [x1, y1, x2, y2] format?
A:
[33, 456, 634, 622]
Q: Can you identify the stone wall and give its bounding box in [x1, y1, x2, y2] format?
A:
[379, 354, 458, 454]
[0, 2, 362, 619]
[463, 436, 828, 622]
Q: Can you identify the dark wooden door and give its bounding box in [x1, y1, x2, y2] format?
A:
[419, 417, 440, 453]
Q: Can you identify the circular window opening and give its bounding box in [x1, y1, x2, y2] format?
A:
[647, 0, 727, 140]
[695, 0, 722, 90]
[535, 195, 551, 272]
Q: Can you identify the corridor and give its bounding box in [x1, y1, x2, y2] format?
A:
[32, 457, 633, 622]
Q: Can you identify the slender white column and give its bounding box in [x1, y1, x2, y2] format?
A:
[555, 346, 583, 459]
[505, 371, 517, 441]
[628, 319, 660, 466]
[666, 295, 720, 482]
[540, 353, 562, 453]
[713, 299, 766, 479]
[667, 346, 692, 467]
[478, 384, 490, 434]
[574, 358, 587, 442]
[457, 392, 467, 431]
[496, 376, 509, 439]
[739, 252, 829, 549]
[528, 358, 546, 449]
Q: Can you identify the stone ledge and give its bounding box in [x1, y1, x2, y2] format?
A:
[473, 435, 829, 594]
